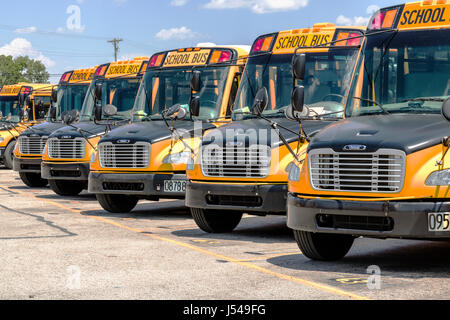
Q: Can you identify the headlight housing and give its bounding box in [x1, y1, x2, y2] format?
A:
[426, 169, 450, 186]
[0, 137, 4, 144]
[288, 163, 301, 182]
[163, 152, 191, 165]
[90, 152, 96, 164]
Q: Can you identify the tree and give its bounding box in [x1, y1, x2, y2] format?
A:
[0, 55, 50, 85]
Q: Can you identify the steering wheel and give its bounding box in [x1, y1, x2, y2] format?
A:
[322, 94, 344, 102]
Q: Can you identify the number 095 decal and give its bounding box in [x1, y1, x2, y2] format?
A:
[428, 213, 450, 232]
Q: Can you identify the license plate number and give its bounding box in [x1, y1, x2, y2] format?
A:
[428, 213, 450, 232]
[163, 180, 186, 193]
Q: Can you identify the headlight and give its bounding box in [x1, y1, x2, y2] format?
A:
[0, 137, 4, 144]
[42, 143, 47, 155]
[90, 152, 96, 164]
[288, 163, 301, 182]
[426, 169, 450, 186]
[163, 152, 191, 164]
[186, 157, 195, 171]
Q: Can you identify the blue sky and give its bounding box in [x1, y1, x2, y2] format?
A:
[0, 0, 401, 83]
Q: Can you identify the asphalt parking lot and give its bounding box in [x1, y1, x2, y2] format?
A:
[1, 168, 450, 300]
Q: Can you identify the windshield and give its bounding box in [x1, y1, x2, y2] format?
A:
[0, 96, 20, 123]
[80, 77, 141, 122]
[133, 66, 229, 122]
[54, 84, 89, 121]
[233, 50, 358, 120]
[346, 29, 450, 117]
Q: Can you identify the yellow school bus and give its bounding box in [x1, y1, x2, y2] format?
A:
[287, 1, 450, 261]
[0, 83, 54, 169]
[89, 46, 249, 213]
[41, 57, 149, 196]
[13, 67, 97, 187]
[185, 24, 364, 233]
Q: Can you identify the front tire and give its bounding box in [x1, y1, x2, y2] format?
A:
[4, 140, 16, 169]
[19, 172, 48, 188]
[49, 179, 85, 196]
[96, 193, 139, 213]
[191, 208, 243, 233]
[293, 230, 354, 261]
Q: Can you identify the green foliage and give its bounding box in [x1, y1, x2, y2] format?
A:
[0, 55, 50, 85]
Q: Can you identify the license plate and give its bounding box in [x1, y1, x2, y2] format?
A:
[428, 213, 450, 232]
[163, 180, 186, 193]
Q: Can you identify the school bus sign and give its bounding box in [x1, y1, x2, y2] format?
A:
[399, 3, 450, 29]
[163, 49, 211, 67]
[273, 29, 336, 54]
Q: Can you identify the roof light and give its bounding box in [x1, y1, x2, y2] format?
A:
[209, 50, 232, 64]
[60, 72, 72, 83]
[347, 32, 363, 46]
[251, 35, 274, 53]
[149, 54, 165, 67]
[368, 7, 400, 30]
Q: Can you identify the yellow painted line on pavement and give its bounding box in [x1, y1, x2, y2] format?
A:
[5, 185, 372, 301]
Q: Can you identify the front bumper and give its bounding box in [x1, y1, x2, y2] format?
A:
[287, 193, 450, 239]
[41, 162, 90, 181]
[13, 157, 42, 173]
[88, 172, 187, 199]
[185, 182, 287, 214]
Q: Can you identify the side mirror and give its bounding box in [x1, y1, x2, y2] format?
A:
[94, 83, 103, 101]
[63, 109, 80, 125]
[18, 94, 26, 106]
[94, 104, 103, 122]
[174, 107, 187, 120]
[292, 53, 306, 81]
[443, 98, 450, 122]
[251, 87, 269, 116]
[104, 104, 118, 117]
[165, 104, 182, 118]
[51, 88, 58, 103]
[49, 106, 57, 120]
[191, 70, 202, 93]
[189, 96, 200, 117]
[291, 85, 305, 113]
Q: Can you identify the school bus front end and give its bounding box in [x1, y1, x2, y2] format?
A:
[88, 46, 249, 213]
[41, 57, 149, 196]
[0, 83, 53, 169]
[287, 1, 450, 261]
[13, 68, 96, 187]
[185, 24, 364, 233]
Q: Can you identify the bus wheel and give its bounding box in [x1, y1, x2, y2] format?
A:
[96, 194, 138, 213]
[19, 172, 48, 188]
[190, 208, 243, 233]
[293, 230, 354, 261]
[49, 180, 85, 196]
[4, 140, 16, 169]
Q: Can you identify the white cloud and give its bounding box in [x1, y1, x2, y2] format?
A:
[155, 26, 197, 41]
[171, 0, 188, 6]
[336, 4, 380, 26]
[204, 0, 308, 14]
[14, 26, 37, 34]
[0, 38, 55, 68]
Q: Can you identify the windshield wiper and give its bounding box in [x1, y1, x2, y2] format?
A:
[404, 97, 446, 103]
[353, 97, 390, 115]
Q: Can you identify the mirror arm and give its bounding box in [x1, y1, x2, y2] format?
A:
[437, 136, 450, 167]
[66, 124, 98, 152]
[161, 111, 194, 155]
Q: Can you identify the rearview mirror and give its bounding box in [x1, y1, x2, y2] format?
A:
[291, 85, 305, 113]
[63, 109, 80, 125]
[251, 87, 269, 116]
[94, 83, 103, 101]
[443, 98, 450, 122]
[292, 53, 306, 81]
[189, 96, 200, 117]
[49, 106, 57, 121]
[104, 104, 118, 117]
[51, 88, 58, 103]
[191, 70, 202, 93]
[94, 104, 102, 122]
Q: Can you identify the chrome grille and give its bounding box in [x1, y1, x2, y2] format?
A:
[18, 136, 48, 155]
[99, 142, 150, 169]
[201, 144, 271, 178]
[309, 148, 406, 193]
[48, 138, 86, 159]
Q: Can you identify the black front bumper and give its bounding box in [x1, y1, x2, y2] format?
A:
[41, 162, 90, 181]
[185, 182, 287, 214]
[287, 194, 450, 239]
[13, 157, 42, 173]
[88, 172, 187, 199]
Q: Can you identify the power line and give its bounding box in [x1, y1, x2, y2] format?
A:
[107, 38, 123, 62]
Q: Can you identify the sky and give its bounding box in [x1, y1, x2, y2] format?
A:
[0, 0, 403, 83]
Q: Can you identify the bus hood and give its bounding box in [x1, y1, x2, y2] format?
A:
[20, 122, 68, 137]
[50, 122, 112, 140]
[309, 114, 449, 155]
[99, 121, 217, 145]
[202, 118, 332, 148]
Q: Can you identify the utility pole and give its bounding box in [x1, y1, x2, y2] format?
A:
[107, 38, 123, 62]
